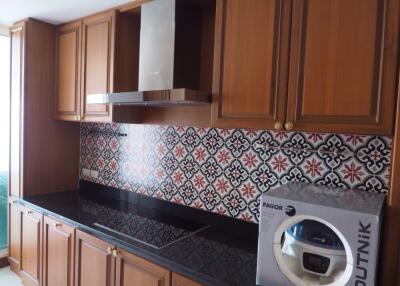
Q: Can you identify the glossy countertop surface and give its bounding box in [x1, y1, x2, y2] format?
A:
[21, 182, 258, 286]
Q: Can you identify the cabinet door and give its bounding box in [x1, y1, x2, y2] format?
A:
[81, 11, 115, 122]
[212, 0, 290, 130]
[55, 21, 82, 121]
[75, 230, 114, 286]
[20, 207, 42, 286]
[43, 216, 75, 286]
[115, 248, 171, 286]
[287, 0, 400, 135]
[9, 22, 24, 198]
[172, 273, 203, 286]
[8, 200, 22, 274]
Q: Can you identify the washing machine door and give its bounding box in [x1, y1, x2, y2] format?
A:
[286, 219, 345, 250]
[272, 215, 353, 286]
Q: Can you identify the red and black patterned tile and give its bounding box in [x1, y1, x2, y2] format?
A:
[80, 123, 392, 223]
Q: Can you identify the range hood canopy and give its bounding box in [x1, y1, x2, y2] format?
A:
[87, 89, 211, 106]
[88, 0, 211, 106]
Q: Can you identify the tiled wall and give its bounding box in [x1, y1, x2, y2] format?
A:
[80, 123, 392, 223]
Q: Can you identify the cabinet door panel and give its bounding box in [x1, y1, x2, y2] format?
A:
[81, 11, 115, 122]
[55, 21, 82, 121]
[116, 249, 170, 286]
[75, 230, 114, 286]
[212, 0, 290, 129]
[43, 216, 75, 286]
[172, 273, 203, 286]
[20, 208, 42, 286]
[287, 0, 399, 134]
[8, 201, 22, 274]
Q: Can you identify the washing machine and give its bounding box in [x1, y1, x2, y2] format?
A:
[256, 182, 385, 286]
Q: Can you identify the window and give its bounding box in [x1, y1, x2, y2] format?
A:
[0, 32, 10, 256]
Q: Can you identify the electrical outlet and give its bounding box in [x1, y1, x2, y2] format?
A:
[82, 168, 91, 177]
[91, 170, 99, 178]
[83, 168, 99, 179]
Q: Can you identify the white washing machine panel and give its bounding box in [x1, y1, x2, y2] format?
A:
[256, 182, 385, 286]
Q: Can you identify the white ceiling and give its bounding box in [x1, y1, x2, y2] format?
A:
[0, 0, 135, 26]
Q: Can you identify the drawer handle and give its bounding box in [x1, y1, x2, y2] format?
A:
[55, 223, 62, 228]
[26, 210, 33, 215]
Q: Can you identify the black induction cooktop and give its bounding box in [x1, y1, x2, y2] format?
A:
[84, 198, 209, 249]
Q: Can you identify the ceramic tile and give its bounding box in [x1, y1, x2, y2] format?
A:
[80, 123, 392, 223]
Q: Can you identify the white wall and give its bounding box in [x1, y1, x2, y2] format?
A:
[0, 25, 8, 36]
[0, 0, 132, 25]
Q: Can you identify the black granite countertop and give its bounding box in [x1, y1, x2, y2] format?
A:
[21, 181, 258, 286]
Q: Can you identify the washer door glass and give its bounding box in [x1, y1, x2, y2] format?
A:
[277, 217, 351, 286]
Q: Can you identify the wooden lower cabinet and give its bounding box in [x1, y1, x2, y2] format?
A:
[75, 230, 115, 286]
[20, 206, 43, 286]
[43, 216, 75, 286]
[8, 200, 22, 274]
[115, 249, 171, 286]
[9, 208, 202, 286]
[172, 273, 203, 286]
[75, 231, 172, 286]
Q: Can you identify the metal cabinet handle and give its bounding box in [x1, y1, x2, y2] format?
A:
[55, 223, 62, 228]
[26, 210, 33, 215]
[274, 121, 283, 131]
[285, 122, 294, 131]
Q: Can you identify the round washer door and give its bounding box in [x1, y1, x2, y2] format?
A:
[273, 215, 353, 286]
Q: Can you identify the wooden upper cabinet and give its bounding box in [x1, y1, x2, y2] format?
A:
[81, 11, 115, 122]
[43, 216, 75, 286]
[287, 0, 400, 135]
[172, 273, 203, 286]
[212, 0, 290, 130]
[10, 19, 79, 199]
[115, 249, 171, 286]
[20, 207, 43, 286]
[55, 21, 82, 121]
[75, 230, 115, 286]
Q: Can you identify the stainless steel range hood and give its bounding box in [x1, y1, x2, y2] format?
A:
[87, 89, 211, 106]
[88, 0, 211, 106]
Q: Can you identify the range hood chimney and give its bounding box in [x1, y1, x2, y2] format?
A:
[88, 0, 211, 106]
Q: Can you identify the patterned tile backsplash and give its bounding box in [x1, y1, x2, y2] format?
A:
[80, 123, 392, 223]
